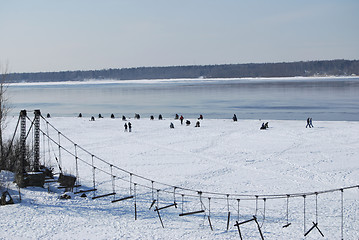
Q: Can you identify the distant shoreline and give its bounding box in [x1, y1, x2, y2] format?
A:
[8, 75, 359, 87]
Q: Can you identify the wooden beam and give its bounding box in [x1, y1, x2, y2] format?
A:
[92, 192, 116, 199]
[111, 195, 133, 203]
[154, 203, 177, 211]
[179, 210, 205, 216]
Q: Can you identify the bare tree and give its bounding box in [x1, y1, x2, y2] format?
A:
[0, 62, 10, 171]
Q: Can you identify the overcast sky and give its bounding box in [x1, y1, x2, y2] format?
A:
[1, 0, 358, 73]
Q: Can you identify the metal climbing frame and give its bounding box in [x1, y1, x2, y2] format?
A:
[33, 109, 41, 171]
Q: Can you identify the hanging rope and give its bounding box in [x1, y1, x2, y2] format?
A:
[341, 189, 344, 240]
[315, 192, 318, 223]
[46, 121, 51, 167]
[110, 165, 115, 198]
[208, 197, 213, 231]
[226, 194, 231, 231]
[74, 144, 79, 186]
[42, 132, 46, 166]
[237, 199, 240, 221]
[303, 195, 306, 235]
[173, 187, 177, 204]
[261, 198, 266, 228]
[92, 155, 96, 198]
[134, 183, 137, 220]
[129, 173, 133, 196]
[283, 194, 291, 228]
[182, 194, 184, 215]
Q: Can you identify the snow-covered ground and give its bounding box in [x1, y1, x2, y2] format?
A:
[1, 116, 358, 239]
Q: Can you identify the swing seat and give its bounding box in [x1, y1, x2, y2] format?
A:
[154, 203, 177, 211]
[92, 192, 116, 199]
[111, 195, 133, 203]
[179, 209, 205, 216]
[282, 223, 291, 228]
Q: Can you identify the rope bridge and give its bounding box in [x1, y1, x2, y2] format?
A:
[11, 110, 359, 239]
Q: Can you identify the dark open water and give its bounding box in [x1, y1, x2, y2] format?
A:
[7, 77, 359, 121]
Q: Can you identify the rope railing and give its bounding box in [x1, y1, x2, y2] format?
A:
[38, 114, 359, 202]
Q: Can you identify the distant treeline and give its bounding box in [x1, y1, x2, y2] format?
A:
[6, 59, 359, 83]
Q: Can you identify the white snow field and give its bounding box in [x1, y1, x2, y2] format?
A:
[1, 116, 359, 239]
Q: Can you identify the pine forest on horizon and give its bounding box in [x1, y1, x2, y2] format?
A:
[6, 59, 359, 83]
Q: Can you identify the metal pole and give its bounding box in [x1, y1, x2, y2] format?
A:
[33, 110, 41, 171]
[19, 110, 27, 174]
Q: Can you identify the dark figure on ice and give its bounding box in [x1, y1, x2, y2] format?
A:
[233, 114, 237, 122]
[111, 113, 115, 119]
[186, 120, 191, 126]
[198, 114, 203, 120]
[135, 113, 140, 119]
[175, 114, 179, 120]
[306, 118, 311, 128]
[309, 118, 314, 128]
[90, 116, 95, 121]
[195, 121, 200, 127]
[180, 115, 184, 125]
[150, 115, 154, 120]
[98, 114, 103, 118]
[159, 114, 163, 120]
[124, 123, 128, 132]
[46, 113, 51, 118]
[128, 122, 132, 132]
[78, 113, 82, 118]
[265, 122, 269, 129]
[260, 123, 266, 130]
[122, 115, 126, 121]
[170, 122, 174, 129]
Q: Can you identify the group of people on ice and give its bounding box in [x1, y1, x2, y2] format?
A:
[74, 112, 315, 132]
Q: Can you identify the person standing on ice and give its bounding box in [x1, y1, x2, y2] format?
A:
[128, 122, 132, 132]
[306, 118, 311, 128]
[124, 123, 128, 132]
[309, 118, 314, 128]
[180, 115, 184, 125]
[233, 114, 237, 122]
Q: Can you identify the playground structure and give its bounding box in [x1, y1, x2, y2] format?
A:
[9, 110, 359, 239]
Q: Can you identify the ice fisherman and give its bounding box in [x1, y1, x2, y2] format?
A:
[180, 115, 184, 125]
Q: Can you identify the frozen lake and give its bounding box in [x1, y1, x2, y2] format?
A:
[7, 77, 359, 120]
